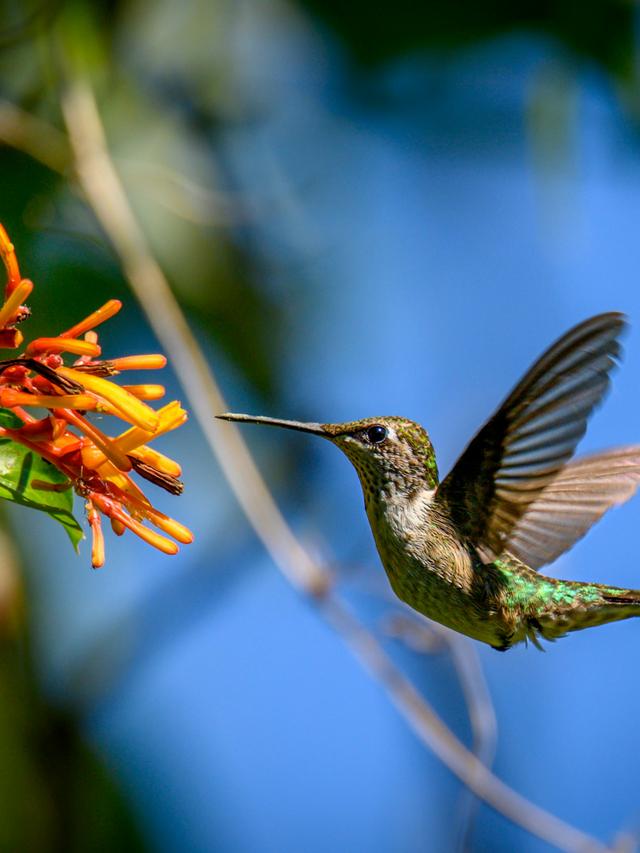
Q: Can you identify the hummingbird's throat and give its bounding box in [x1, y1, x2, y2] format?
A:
[337, 438, 438, 501]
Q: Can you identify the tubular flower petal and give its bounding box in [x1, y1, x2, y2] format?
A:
[114, 402, 188, 453]
[26, 338, 102, 358]
[111, 517, 126, 536]
[105, 485, 192, 543]
[0, 389, 98, 410]
[129, 446, 182, 478]
[84, 401, 187, 469]
[17, 417, 56, 440]
[57, 367, 160, 431]
[121, 384, 166, 400]
[108, 354, 167, 371]
[0, 224, 22, 295]
[86, 501, 105, 569]
[60, 300, 122, 339]
[55, 409, 133, 472]
[79, 451, 150, 505]
[0, 224, 192, 567]
[90, 492, 179, 554]
[135, 503, 193, 544]
[0, 279, 33, 330]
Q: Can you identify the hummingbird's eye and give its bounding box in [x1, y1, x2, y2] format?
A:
[366, 425, 387, 444]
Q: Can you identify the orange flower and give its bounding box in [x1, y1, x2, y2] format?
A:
[0, 223, 192, 568]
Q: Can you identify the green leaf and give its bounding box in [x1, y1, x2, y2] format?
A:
[0, 409, 84, 549]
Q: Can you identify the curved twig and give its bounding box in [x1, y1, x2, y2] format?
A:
[383, 610, 497, 851]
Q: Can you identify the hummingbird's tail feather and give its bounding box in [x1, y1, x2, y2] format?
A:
[532, 580, 640, 643]
[600, 589, 640, 607]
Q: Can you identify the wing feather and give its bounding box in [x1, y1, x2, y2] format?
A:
[505, 447, 640, 568]
[434, 313, 627, 563]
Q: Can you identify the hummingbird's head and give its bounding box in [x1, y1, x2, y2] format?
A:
[216, 413, 439, 499]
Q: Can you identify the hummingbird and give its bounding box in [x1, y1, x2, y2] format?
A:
[218, 313, 640, 650]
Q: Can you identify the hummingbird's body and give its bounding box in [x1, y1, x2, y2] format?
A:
[219, 313, 640, 650]
[363, 466, 639, 650]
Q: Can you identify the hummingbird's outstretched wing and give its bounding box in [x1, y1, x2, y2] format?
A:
[503, 446, 640, 568]
[434, 312, 626, 564]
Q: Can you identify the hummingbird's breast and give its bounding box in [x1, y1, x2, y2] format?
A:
[368, 486, 475, 589]
[365, 487, 508, 646]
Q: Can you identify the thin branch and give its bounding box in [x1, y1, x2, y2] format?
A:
[118, 159, 244, 226]
[383, 611, 498, 768]
[0, 99, 70, 173]
[449, 633, 498, 852]
[56, 78, 608, 853]
[384, 611, 497, 851]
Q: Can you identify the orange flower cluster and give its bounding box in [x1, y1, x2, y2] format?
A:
[0, 223, 192, 567]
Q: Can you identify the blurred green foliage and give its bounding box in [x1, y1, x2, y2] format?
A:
[0, 564, 144, 851]
[0, 0, 283, 401]
[300, 0, 634, 80]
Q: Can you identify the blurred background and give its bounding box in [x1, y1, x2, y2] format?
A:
[1, 0, 640, 850]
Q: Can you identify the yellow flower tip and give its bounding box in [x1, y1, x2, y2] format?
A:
[121, 384, 166, 400]
[25, 337, 102, 358]
[110, 517, 126, 536]
[0, 224, 21, 291]
[16, 278, 34, 298]
[91, 535, 105, 568]
[0, 278, 33, 329]
[111, 402, 188, 455]
[126, 515, 180, 554]
[134, 502, 192, 544]
[162, 518, 193, 544]
[91, 524, 104, 569]
[157, 402, 188, 433]
[92, 549, 105, 570]
[109, 354, 167, 371]
[130, 446, 182, 477]
[86, 504, 105, 569]
[148, 534, 179, 555]
[60, 299, 123, 339]
[57, 366, 160, 432]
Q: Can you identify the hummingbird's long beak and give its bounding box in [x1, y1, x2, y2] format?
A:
[216, 412, 328, 436]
